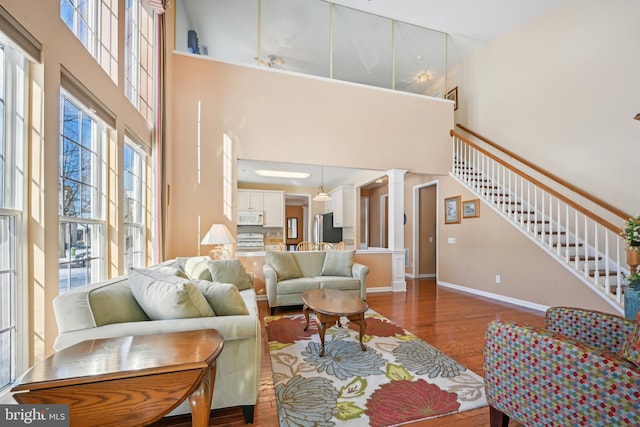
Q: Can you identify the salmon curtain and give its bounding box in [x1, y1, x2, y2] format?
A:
[154, 7, 167, 262]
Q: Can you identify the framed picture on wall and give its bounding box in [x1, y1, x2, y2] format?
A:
[462, 199, 480, 218]
[287, 218, 298, 239]
[446, 86, 458, 111]
[444, 196, 461, 224]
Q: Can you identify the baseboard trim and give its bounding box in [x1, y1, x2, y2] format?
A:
[405, 273, 436, 279]
[437, 280, 548, 313]
[366, 286, 393, 294]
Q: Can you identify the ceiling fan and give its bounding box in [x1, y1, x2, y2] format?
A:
[255, 54, 285, 68]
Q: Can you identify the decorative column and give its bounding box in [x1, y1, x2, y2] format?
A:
[387, 169, 408, 292]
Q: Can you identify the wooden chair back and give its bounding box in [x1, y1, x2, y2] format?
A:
[296, 241, 316, 251]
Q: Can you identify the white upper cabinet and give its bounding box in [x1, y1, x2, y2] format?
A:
[328, 185, 355, 227]
[237, 190, 264, 211]
[263, 191, 284, 227]
[238, 189, 284, 227]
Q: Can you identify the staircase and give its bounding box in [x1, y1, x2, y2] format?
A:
[450, 128, 629, 314]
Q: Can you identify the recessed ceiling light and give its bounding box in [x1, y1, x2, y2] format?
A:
[255, 169, 311, 179]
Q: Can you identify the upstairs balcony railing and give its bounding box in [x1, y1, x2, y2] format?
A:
[451, 125, 631, 314]
[174, 0, 449, 99]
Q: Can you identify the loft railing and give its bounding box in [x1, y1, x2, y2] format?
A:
[450, 126, 631, 314]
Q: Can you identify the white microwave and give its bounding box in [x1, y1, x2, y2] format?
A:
[238, 210, 264, 225]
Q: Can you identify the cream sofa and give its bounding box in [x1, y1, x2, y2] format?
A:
[52, 256, 260, 423]
[263, 250, 369, 315]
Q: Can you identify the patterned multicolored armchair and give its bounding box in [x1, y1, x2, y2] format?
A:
[484, 307, 640, 427]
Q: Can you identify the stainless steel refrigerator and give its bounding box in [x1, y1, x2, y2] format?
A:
[313, 213, 343, 244]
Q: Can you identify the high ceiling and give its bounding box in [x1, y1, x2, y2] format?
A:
[176, 0, 569, 187]
[327, 0, 568, 42]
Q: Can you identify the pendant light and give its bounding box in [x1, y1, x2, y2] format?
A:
[313, 167, 332, 202]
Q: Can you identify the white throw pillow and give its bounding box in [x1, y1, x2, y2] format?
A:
[128, 267, 214, 320]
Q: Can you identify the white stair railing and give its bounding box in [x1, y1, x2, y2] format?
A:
[451, 129, 628, 314]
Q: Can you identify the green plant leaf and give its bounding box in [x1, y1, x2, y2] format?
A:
[386, 363, 414, 381]
[339, 377, 367, 398]
[335, 402, 365, 421]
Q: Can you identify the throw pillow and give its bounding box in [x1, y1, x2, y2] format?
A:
[128, 267, 214, 320]
[206, 259, 252, 291]
[265, 251, 302, 280]
[320, 250, 355, 277]
[620, 310, 640, 366]
[154, 266, 190, 279]
[193, 280, 250, 316]
[180, 256, 213, 281]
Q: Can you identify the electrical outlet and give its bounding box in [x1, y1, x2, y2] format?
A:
[495, 275, 501, 284]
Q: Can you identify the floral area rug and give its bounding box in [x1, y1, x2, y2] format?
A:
[264, 310, 487, 427]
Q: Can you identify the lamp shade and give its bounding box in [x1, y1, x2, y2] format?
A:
[313, 191, 331, 202]
[201, 224, 235, 245]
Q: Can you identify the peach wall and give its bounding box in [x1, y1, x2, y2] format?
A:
[354, 252, 393, 290]
[166, 54, 453, 258]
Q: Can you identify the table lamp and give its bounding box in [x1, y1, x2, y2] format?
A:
[201, 224, 235, 259]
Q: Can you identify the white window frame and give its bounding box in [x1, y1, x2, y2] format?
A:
[123, 138, 147, 269]
[58, 92, 107, 294]
[125, 0, 155, 121]
[125, 0, 141, 108]
[0, 37, 28, 395]
[60, 0, 98, 57]
[60, 0, 118, 82]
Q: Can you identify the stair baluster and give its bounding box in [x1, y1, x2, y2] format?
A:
[450, 129, 628, 314]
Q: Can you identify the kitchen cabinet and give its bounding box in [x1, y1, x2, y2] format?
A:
[237, 190, 264, 211]
[237, 189, 284, 227]
[323, 197, 333, 214]
[329, 185, 354, 227]
[263, 191, 284, 227]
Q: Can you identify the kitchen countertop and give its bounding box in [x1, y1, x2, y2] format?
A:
[235, 248, 395, 257]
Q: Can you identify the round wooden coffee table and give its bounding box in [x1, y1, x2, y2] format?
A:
[301, 288, 368, 357]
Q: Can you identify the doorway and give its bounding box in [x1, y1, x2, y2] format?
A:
[412, 181, 438, 278]
[285, 193, 311, 250]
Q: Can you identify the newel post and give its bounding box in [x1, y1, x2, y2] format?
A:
[627, 247, 640, 276]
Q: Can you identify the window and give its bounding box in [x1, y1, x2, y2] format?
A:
[0, 40, 27, 392]
[58, 95, 106, 294]
[60, 0, 118, 82]
[60, 0, 97, 55]
[125, 0, 154, 122]
[124, 138, 147, 269]
[223, 134, 233, 220]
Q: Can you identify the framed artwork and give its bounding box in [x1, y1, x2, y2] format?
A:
[444, 196, 461, 224]
[462, 199, 480, 218]
[446, 86, 458, 111]
[287, 218, 298, 239]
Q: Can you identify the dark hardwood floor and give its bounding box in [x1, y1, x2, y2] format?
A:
[155, 278, 545, 427]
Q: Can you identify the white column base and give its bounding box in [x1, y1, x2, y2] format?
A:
[391, 249, 407, 292]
